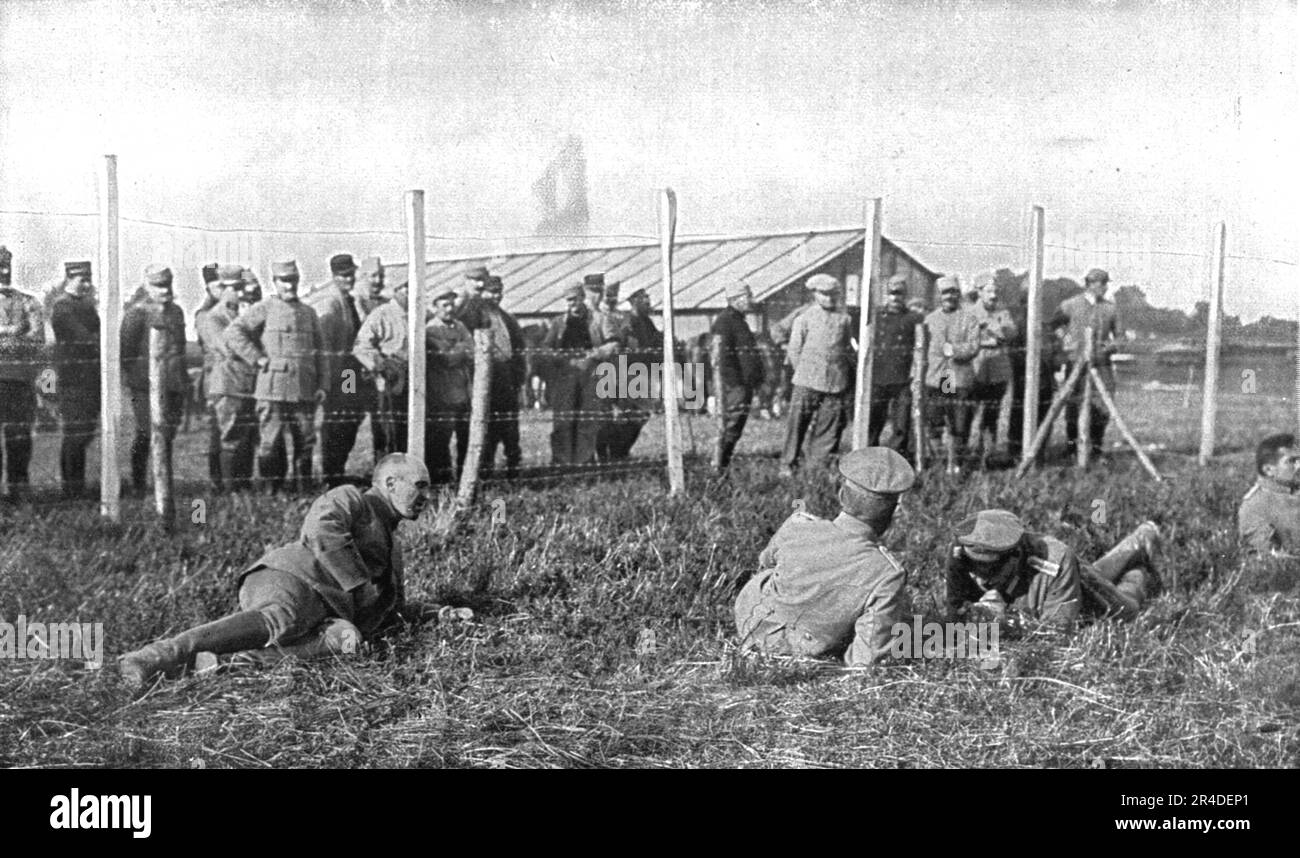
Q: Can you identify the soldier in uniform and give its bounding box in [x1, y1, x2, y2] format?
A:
[425, 287, 474, 483]
[945, 509, 1161, 627]
[609, 285, 660, 458]
[476, 275, 527, 479]
[1053, 268, 1120, 458]
[119, 265, 187, 496]
[50, 261, 100, 498]
[353, 278, 410, 457]
[118, 453, 465, 688]
[356, 256, 387, 318]
[225, 260, 327, 492]
[966, 272, 1018, 455]
[196, 265, 258, 491]
[592, 279, 633, 461]
[542, 282, 609, 467]
[868, 273, 923, 454]
[453, 263, 492, 332]
[311, 253, 372, 487]
[0, 246, 44, 501]
[1238, 433, 1300, 558]
[782, 273, 856, 475]
[734, 447, 916, 666]
[710, 281, 765, 472]
[924, 275, 980, 471]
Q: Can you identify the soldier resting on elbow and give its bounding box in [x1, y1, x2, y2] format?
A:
[119, 453, 470, 690]
[734, 447, 916, 666]
[945, 509, 1162, 629]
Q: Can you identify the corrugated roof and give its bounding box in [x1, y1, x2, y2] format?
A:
[380, 228, 934, 316]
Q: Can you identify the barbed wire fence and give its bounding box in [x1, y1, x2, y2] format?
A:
[2, 169, 1298, 526]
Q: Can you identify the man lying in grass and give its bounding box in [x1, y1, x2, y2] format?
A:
[1238, 432, 1300, 561]
[119, 453, 468, 690]
[945, 509, 1162, 627]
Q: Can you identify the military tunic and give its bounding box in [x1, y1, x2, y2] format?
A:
[310, 286, 372, 485]
[425, 317, 473, 483]
[1239, 478, 1300, 556]
[869, 306, 923, 451]
[197, 302, 258, 487]
[0, 286, 44, 489]
[49, 292, 100, 493]
[782, 306, 856, 470]
[710, 307, 764, 469]
[119, 300, 187, 490]
[353, 300, 409, 457]
[735, 511, 907, 666]
[1053, 292, 1120, 452]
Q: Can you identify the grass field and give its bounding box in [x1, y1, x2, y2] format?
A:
[2, 386, 1298, 768]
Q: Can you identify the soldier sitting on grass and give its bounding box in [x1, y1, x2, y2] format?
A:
[1238, 432, 1300, 560]
[119, 453, 470, 690]
[945, 509, 1162, 628]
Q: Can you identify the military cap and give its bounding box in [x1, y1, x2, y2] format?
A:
[937, 275, 961, 294]
[725, 281, 753, 300]
[484, 275, 504, 293]
[201, 262, 219, 284]
[0, 246, 12, 266]
[886, 273, 908, 293]
[271, 260, 299, 280]
[626, 286, 648, 302]
[953, 509, 1026, 561]
[564, 282, 586, 301]
[604, 280, 620, 300]
[464, 264, 491, 282]
[144, 264, 173, 287]
[217, 263, 245, 285]
[431, 286, 458, 303]
[806, 273, 839, 293]
[973, 271, 995, 292]
[1084, 267, 1109, 284]
[65, 260, 92, 278]
[838, 447, 915, 498]
[359, 256, 382, 276]
[330, 253, 357, 275]
[583, 272, 606, 290]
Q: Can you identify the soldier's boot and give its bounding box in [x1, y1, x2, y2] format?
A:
[120, 612, 270, 690]
[1093, 521, 1162, 597]
[203, 618, 361, 672]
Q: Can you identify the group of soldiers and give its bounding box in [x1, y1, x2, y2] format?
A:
[706, 266, 1122, 478]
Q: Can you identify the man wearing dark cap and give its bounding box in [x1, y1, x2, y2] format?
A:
[356, 257, 387, 318]
[50, 261, 100, 497]
[710, 281, 765, 472]
[542, 282, 606, 466]
[310, 253, 372, 487]
[477, 275, 526, 478]
[967, 272, 1018, 457]
[946, 509, 1161, 627]
[593, 279, 636, 461]
[453, 264, 493, 331]
[868, 273, 923, 454]
[1238, 432, 1300, 559]
[0, 245, 45, 501]
[782, 273, 856, 475]
[924, 275, 980, 472]
[119, 265, 188, 496]
[197, 265, 258, 490]
[425, 288, 474, 483]
[1052, 268, 1120, 458]
[225, 260, 328, 492]
[607, 285, 660, 458]
[734, 447, 915, 665]
[353, 278, 411, 457]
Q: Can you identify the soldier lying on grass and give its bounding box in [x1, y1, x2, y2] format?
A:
[945, 509, 1162, 628]
[119, 453, 470, 690]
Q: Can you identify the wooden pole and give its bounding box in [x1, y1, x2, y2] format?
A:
[456, 328, 493, 508]
[148, 326, 174, 529]
[98, 155, 121, 522]
[1089, 366, 1162, 481]
[852, 197, 883, 450]
[1077, 327, 1093, 468]
[710, 331, 725, 469]
[995, 381, 1014, 456]
[1013, 358, 1086, 479]
[658, 188, 684, 495]
[1022, 205, 1044, 467]
[911, 322, 926, 472]
[405, 190, 428, 460]
[1198, 220, 1226, 465]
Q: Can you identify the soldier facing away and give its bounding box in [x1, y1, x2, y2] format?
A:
[1238, 432, 1300, 559]
[50, 260, 100, 498]
[118, 453, 463, 689]
[735, 447, 916, 666]
[0, 245, 44, 502]
[224, 260, 327, 492]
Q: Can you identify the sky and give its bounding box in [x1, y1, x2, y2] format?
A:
[0, 0, 1296, 320]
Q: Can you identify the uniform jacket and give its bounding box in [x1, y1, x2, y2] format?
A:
[541, 310, 604, 381]
[1052, 293, 1119, 365]
[872, 306, 923, 388]
[239, 485, 405, 636]
[787, 305, 855, 394]
[353, 300, 409, 396]
[1238, 478, 1300, 556]
[945, 532, 1083, 626]
[426, 317, 473, 410]
[119, 301, 188, 393]
[309, 286, 370, 407]
[734, 511, 907, 666]
[50, 292, 100, 393]
[357, 294, 388, 318]
[710, 307, 765, 390]
[0, 286, 45, 384]
[967, 302, 1018, 385]
[924, 306, 980, 391]
[224, 296, 327, 403]
[482, 305, 528, 390]
[196, 302, 256, 398]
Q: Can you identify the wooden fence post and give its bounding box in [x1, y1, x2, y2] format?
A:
[1198, 220, 1226, 465]
[149, 326, 174, 529]
[405, 190, 427, 460]
[1022, 205, 1044, 468]
[1077, 327, 1093, 468]
[658, 188, 684, 495]
[911, 322, 927, 472]
[710, 332, 725, 469]
[456, 328, 493, 508]
[98, 154, 122, 522]
[852, 197, 883, 450]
